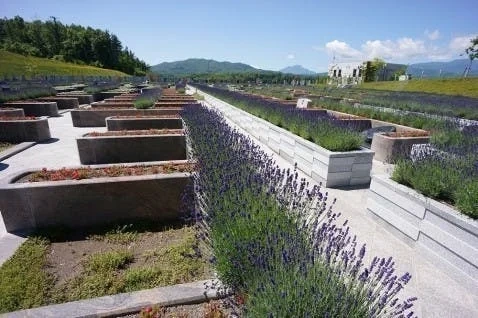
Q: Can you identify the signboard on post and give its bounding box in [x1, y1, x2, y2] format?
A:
[296, 98, 311, 109]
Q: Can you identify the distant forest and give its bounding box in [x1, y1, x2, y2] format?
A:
[0, 16, 149, 75]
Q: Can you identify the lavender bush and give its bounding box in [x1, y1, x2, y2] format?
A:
[192, 84, 364, 152]
[181, 104, 416, 317]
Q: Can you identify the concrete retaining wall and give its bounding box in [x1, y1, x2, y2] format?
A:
[71, 108, 184, 127]
[195, 88, 374, 188]
[106, 117, 183, 131]
[77, 134, 186, 164]
[36, 97, 79, 109]
[0, 117, 51, 142]
[0, 167, 191, 234]
[92, 102, 134, 108]
[0, 108, 25, 117]
[58, 94, 94, 105]
[367, 174, 478, 286]
[3, 102, 59, 117]
[371, 133, 430, 163]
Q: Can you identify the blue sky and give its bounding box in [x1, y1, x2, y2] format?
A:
[1, 0, 477, 72]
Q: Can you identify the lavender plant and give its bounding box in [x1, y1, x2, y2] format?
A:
[192, 84, 364, 152]
[181, 104, 416, 317]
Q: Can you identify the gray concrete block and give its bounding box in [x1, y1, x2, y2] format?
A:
[3, 102, 59, 117]
[106, 117, 182, 131]
[0, 117, 51, 142]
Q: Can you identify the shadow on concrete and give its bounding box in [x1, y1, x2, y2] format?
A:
[0, 163, 9, 171]
[38, 138, 60, 144]
[332, 182, 371, 191]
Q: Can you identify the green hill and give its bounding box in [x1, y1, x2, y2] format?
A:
[151, 58, 259, 75]
[360, 77, 478, 98]
[0, 50, 127, 77]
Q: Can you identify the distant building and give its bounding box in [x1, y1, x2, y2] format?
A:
[328, 62, 364, 86]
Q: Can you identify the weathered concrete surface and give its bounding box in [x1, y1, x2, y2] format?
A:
[0, 117, 51, 142]
[2, 279, 225, 318]
[0, 108, 25, 117]
[0, 142, 36, 161]
[57, 94, 94, 105]
[2, 102, 59, 117]
[36, 97, 79, 109]
[371, 133, 430, 163]
[71, 108, 184, 127]
[106, 116, 183, 130]
[0, 169, 191, 233]
[77, 134, 186, 164]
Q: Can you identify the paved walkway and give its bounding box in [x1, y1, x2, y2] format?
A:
[0, 106, 477, 317]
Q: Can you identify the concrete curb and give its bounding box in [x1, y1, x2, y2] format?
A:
[0, 142, 36, 161]
[367, 174, 478, 289]
[1, 279, 228, 318]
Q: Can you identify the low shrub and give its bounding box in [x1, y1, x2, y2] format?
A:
[134, 97, 155, 109]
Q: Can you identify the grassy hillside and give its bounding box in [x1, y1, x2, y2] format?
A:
[0, 51, 127, 77]
[360, 77, 478, 98]
[151, 58, 258, 74]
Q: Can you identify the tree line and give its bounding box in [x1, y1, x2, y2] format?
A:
[0, 16, 149, 75]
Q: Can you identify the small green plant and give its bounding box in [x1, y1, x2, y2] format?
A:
[176, 88, 186, 94]
[455, 179, 478, 219]
[134, 97, 155, 109]
[88, 224, 138, 244]
[193, 93, 205, 100]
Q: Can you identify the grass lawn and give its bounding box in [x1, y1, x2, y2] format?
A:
[0, 222, 211, 314]
[360, 77, 478, 98]
[0, 50, 127, 78]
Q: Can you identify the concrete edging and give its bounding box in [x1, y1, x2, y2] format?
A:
[370, 133, 430, 163]
[367, 174, 478, 287]
[194, 87, 374, 188]
[0, 108, 25, 117]
[2, 102, 59, 117]
[0, 162, 192, 234]
[77, 133, 186, 164]
[36, 97, 79, 109]
[0, 142, 36, 161]
[106, 116, 183, 131]
[1, 279, 227, 318]
[71, 108, 184, 127]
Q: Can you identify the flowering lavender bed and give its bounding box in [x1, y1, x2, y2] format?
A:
[181, 104, 416, 317]
[193, 84, 365, 152]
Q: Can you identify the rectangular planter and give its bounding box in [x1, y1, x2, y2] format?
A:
[71, 108, 184, 127]
[0, 164, 192, 234]
[0, 108, 25, 117]
[36, 97, 79, 109]
[3, 102, 59, 117]
[77, 133, 186, 164]
[57, 94, 94, 105]
[196, 88, 374, 188]
[371, 133, 430, 163]
[0, 117, 51, 142]
[155, 102, 191, 107]
[106, 116, 183, 131]
[92, 102, 134, 108]
[367, 174, 478, 286]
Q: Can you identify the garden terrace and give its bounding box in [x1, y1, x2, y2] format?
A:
[36, 97, 79, 109]
[106, 115, 183, 131]
[0, 161, 193, 233]
[0, 116, 51, 142]
[0, 108, 25, 117]
[2, 101, 59, 117]
[71, 108, 185, 127]
[77, 129, 186, 164]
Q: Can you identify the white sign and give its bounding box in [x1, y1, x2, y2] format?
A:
[296, 98, 311, 109]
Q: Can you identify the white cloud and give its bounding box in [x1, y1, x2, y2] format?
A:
[425, 29, 440, 40]
[362, 38, 426, 60]
[449, 34, 477, 55]
[325, 40, 362, 59]
[287, 53, 295, 59]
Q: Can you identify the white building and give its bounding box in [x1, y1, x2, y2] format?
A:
[328, 62, 364, 86]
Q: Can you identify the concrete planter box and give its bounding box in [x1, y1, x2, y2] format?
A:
[91, 91, 122, 102]
[367, 175, 478, 287]
[0, 163, 192, 234]
[371, 133, 430, 163]
[77, 133, 186, 164]
[2, 101, 59, 117]
[58, 94, 94, 105]
[71, 108, 184, 127]
[196, 88, 374, 188]
[106, 116, 183, 131]
[92, 102, 134, 108]
[0, 117, 51, 142]
[37, 97, 79, 109]
[0, 108, 25, 117]
[155, 102, 190, 107]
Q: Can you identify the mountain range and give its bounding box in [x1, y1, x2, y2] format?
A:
[151, 58, 477, 77]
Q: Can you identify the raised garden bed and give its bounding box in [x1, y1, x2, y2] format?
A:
[0, 224, 212, 314]
[77, 130, 186, 164]
[106, 116, 183, 131]
[91, 102, 134, 108]
[36, 97, 79, 109]
[0, 108, 25, 117]
[367, 174, 478, 287]
[0, 161, 193, 233]
[0, 116, 51, 142]
[2, 101, 59, 117]
[154, 102, 191, 107]
[197, 88, 374, 187]
[56, 94, 93, 105]
[71, 108, 184, 127]
[371, 132, 430, 163]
